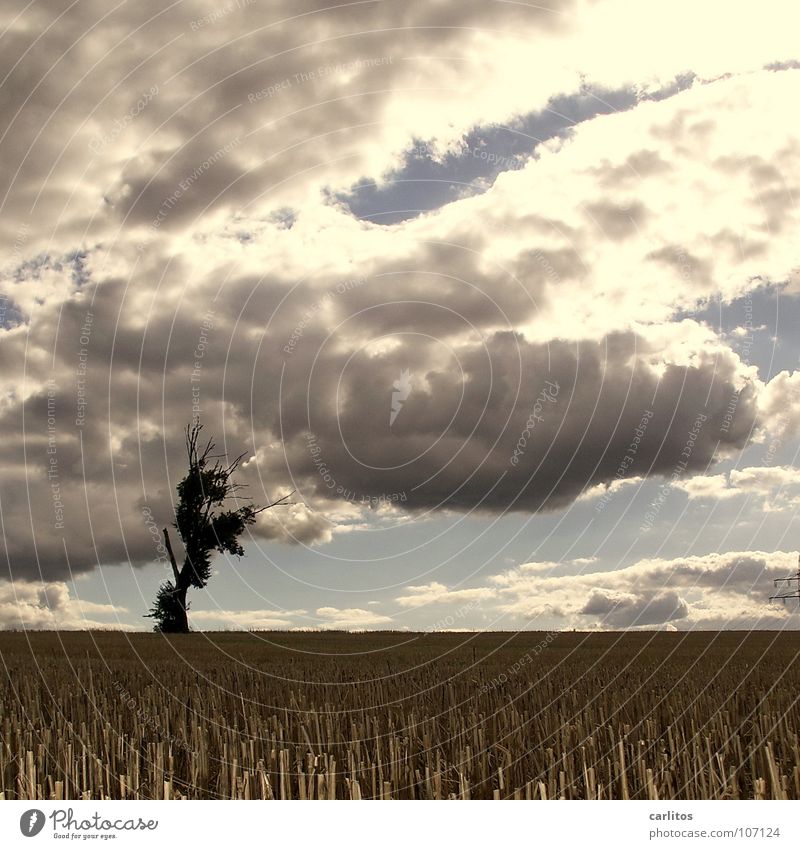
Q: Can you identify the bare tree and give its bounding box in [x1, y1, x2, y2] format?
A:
[147, 423, 293, 633]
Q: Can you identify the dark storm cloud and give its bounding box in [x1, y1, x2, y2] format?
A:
[580, 589, 689, 628]
[272, 329, 758, 515]
[334, 243, 546, 334]
[0, 236, 761, 581]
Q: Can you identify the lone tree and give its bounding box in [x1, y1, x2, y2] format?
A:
[147, 423, 292, 633]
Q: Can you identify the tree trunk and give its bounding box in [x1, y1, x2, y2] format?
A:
[172, 584, 190, 633]
[162, 527, 190, 633]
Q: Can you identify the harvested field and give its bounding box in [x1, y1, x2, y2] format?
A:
[1, 630, 798, 800]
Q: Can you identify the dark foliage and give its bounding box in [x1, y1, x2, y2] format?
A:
[147, 423, 292, 632]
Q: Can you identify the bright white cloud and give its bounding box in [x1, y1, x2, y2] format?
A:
[188, 608, 305, 630]
[673, 474, 739, 500]
[730, 466, 800, 493]
[489, 550, 798, 629]
[759, 371, 800, 440]
[395, 581, 497, 608]
[579, 477, 644, 503]
[0, 581, 128, 630]
[676, 465, 800, 509]
[314, 606, 392, 629]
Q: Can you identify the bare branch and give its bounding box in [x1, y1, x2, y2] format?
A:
[199, 436, 215, 465]
[253, 490, 297, 514]
[225, 452, 247, 476]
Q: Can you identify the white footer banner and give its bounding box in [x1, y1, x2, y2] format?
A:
[0, 800, 794, 848]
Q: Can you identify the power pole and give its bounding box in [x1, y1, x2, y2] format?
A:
[770, 553, 800, 606]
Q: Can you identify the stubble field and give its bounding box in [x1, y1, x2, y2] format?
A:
[1, 630, 798, 800]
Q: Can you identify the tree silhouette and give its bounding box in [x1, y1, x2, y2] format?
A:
[147, 423, 293, 633]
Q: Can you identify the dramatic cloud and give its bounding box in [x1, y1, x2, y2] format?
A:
[313, 606, 392, 629]
[489, 550, 799, 629]
[172, 604, 395, 631]
[676, 466, 800, 509]
[395, 582, 497, 608]
[759, 371, 800, 440]
[580, 588, 688, 630]
[188, 607, 305, 630]
[0, 0, 799, 635]
[0, 580, 127, 630]
[673, 474, 738, 501]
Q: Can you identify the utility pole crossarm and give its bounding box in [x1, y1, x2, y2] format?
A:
[769, 552, 800, 605]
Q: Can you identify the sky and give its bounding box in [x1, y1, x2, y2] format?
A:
[1, 0, 799, 632]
